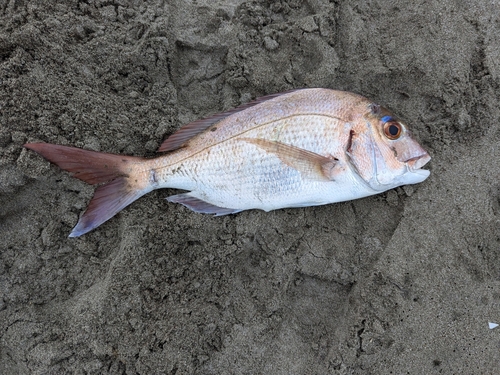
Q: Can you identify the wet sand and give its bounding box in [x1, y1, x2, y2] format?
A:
[1, 1, 499, 374]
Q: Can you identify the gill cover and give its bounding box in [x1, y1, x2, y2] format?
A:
[347, 121, 397, 190]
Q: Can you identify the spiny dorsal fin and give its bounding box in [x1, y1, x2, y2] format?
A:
[242, 138, 338, 181]
[158, 90, 302, 153]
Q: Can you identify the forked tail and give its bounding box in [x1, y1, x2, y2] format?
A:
[24, 143, 151, 237]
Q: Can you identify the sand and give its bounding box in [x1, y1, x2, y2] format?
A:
[1, 1, 500, 374]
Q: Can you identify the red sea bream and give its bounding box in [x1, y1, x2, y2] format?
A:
[25, 88, 431, 237]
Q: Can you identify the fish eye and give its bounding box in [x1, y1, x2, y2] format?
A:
[383, 121, 403, 140]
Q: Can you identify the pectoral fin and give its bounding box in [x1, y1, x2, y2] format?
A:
[242, 138, 338, 181]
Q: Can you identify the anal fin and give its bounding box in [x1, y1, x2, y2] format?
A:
[167, 194, 242, 216]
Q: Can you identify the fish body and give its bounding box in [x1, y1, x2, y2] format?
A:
[25, 88, 431, 237]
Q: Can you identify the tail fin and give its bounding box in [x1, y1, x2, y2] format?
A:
[24, 143, 151, 237]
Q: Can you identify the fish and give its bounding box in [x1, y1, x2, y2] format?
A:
[24, 88, 431, 237]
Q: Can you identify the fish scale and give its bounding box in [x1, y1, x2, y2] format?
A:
[153, 110, 350, 210]
[25, 88, 431, 236]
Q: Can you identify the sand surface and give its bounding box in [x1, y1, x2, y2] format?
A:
[1, 1, 500, 374]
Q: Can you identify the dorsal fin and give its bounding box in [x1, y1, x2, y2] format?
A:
[157, 89, 301, 153]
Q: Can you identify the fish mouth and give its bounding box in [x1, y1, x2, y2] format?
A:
[405, 153, 431, 174]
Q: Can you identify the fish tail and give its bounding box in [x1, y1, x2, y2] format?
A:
[24, 143, 152, 237]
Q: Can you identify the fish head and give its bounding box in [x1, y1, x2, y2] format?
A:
[347, 103, 431, 191]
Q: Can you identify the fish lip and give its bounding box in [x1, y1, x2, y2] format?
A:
[405, 153, 431, 172]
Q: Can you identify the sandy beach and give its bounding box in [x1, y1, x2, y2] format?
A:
[1, 1, 499, 374]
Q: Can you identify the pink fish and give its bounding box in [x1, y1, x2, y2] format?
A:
[25, 88, 431, 237]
